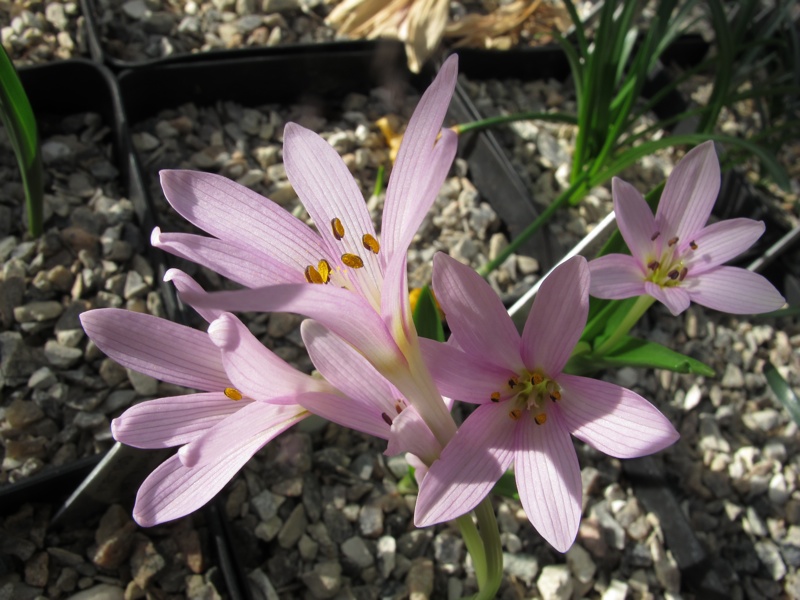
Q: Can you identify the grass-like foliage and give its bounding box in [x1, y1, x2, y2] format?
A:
[0, 46, 43, 238]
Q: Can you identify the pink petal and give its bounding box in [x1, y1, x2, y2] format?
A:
[414, 402, 516, 527]
[163, 269, 222, 324]
[432, 252, 524, 372]
[301, 320, 396, 417]
[686, 266, 785, 314]
[282, 123, 384, 307]
[159, 170, 325, 272]
[643, 281, 691, 316]
[207, 313, 321, 400]
[588, 254, 647, 299]
[383, 55, 458, 259]
[112, 392, 248, 449]
[655, 141, 720, 241]
[613, 177, 657, 259]
[683, 218, 765, 275]
[386, 128, 458, 263]
[514, 409, 581, 553]
[296, 391, 389, 439]
[133, 401, 300, 527]
[558, 374, 679, 458]
[380, 253, 415, 351]
[178, 401, 307, 468]
[419, 338, 515, 404]
[153, 228, 302, 289]
[184, 283, 406, 372]
[386, 406, 442, 464]
[80, 309, 229, 391]
[522, 256, 589, 376]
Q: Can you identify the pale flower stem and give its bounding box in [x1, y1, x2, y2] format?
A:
[473, 498, 504, 600]
[458, 498, 503, 600]
[594, 295, 656, 357]
[457, 513, 487, 590]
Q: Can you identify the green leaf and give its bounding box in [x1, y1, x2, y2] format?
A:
[491, 471, 519, 500]
[764, 362, 800, 427]
[0, 45, 43, 237]
[397, 466, 418, 494]
[587, 336, 715, 376]
[753, 305, 800, 319]
[412, 285, 445, 342]
[372, 164, 385, 197]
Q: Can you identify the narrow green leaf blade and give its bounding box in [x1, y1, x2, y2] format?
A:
[0, 46, 37, 157]
[412, 285, 445, 342]
[599, 336, 715, 376]
[764, 362, 800, 426]
[0, 45, 43, 237]
[491, 471, 519, 500]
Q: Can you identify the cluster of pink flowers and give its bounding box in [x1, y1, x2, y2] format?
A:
[81, 56, 784, 552]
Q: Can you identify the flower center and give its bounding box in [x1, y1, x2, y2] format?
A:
[490, 369, 561, 425]
[302, 216, 382, 294]
[644, 233, 698, 288]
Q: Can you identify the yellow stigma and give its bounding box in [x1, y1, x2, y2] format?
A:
[317, 259, 331, 284]
[304, 265, 324, 284]
[532, 373, 543, 385]
[362, 233, 380, 254]
[224, 387, 243, 401]
[342, 253, 364, 269]
[331, 217, 345, 240]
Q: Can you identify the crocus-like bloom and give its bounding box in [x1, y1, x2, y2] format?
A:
[588, 141, 785, 316]
[171, 56, 461, 446]
[81, 307, 315, 526]
[414, 254, 679, 552]
[81, 270, 435, 526]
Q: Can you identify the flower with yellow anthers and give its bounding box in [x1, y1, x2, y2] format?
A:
[155, 56, 461, 448]
[589, 141, 785, 316]
[414, 254, 679, 552]
[81, 269, 441, 526]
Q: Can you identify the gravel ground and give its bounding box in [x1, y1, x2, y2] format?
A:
[0, 109, 158, 486]
[0, 0, 88, 65]
[1, 8, 799, 600]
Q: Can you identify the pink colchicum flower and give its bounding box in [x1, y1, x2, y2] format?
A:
[175, 56, 461, 446]
[414, 254, 679, 552]
[588, 141, 785, 316]
[81, 270, 436, 526]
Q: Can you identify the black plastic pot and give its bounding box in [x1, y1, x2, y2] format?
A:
[0, 60, 128, 513]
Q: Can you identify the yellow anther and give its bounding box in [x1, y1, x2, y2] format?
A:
[362, 233, 380, 254]
[668, 236, 679, 247]
[317, 259, 331, 284]
[490, 392, 501, 403]
[534, 413, 547, 425]
[341, 253, 364, 269]
[224, 387, 243, 401]
[549, 390, 561, 402]
[509, 408, 522, 421]
[304, 265, 324, 284]
[331, 217, 345, 240]
[532, 373, 544, 385]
